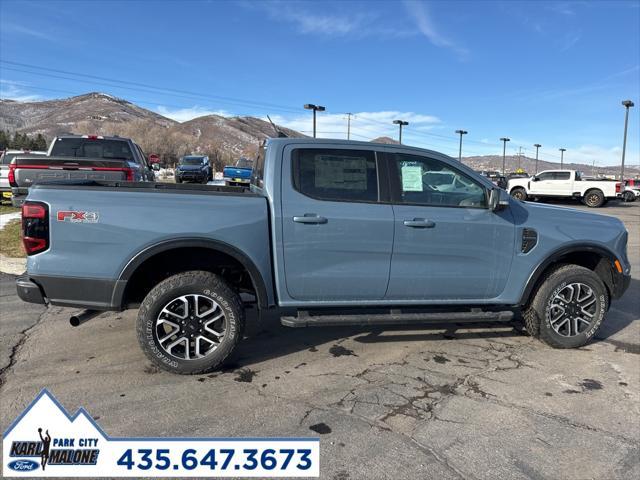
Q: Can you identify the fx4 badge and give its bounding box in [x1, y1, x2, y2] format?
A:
[56, 211, 99, 223]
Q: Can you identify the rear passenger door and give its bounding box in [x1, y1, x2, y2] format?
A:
[281, 146, 394, 301]
[385, 152, 515, 301]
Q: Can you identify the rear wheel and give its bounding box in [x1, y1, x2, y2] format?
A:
[523, 265, 607, 348]
[137, 271, 244, 374]
[510, 187, 527, 201]
[584, 189, 604, 207]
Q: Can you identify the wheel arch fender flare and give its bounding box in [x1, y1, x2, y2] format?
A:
[113, 238, 270, 309]
[519, 243, 619, 306]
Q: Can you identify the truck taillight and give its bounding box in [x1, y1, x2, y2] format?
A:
[124, 167, 134, 181]
[8, 163, 16, 186]
[616, 183, 622, 193]
[22, 201, 49, 255]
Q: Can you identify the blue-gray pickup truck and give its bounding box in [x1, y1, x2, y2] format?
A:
[16, 138, 631, 374]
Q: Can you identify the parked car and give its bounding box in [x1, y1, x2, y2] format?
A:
[476, 170, 507, 189]
[9, 135, 156, 206]
[0, 149, 47, 200]
[623, 185, 639, 202]
[174, 155, 212, 184]
[223, 157, 253, 186]
[16, 138, 630, 374]
[507, 170, 622, 207]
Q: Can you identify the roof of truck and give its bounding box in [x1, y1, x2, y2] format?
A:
[265, 137, 455, 159]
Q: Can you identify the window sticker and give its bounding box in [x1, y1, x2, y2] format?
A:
[314, 155, 368, 190]
[401, 165, 423, 192]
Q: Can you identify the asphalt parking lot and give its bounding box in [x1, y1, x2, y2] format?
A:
[1, 201, 638, 480]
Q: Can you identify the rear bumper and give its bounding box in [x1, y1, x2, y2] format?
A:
[10, 187, 27, 207]
[16, 276, 46, 304]
[16, 274, 123, 310]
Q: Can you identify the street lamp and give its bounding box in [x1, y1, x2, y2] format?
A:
[455, 130, 468, 161]
[393, 120, 409, 144]
[500, 137, 510, 175]
[621, 100, 635, 181]
[534, 144, 542, 174]
[559, 148, 566, 168]
[304, 104, 326, 138]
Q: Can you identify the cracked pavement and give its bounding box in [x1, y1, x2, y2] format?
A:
[1, 202, 638, 479]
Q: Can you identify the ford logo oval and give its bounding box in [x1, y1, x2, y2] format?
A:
[8, 459, 39, 471]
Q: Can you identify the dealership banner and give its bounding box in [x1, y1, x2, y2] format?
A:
[2, 390, 319, 477]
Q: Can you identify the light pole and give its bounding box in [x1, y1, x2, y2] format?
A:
[393, 120, 409, 144]
[345, 113, 353, 140]
[304, 104, 326, 138]
[455, 130, 468, 161]
[534, 143, 541, 174]
[559, 148, 566, 168]
[621, 100, 634, 181]
[500, 137, 510, 175]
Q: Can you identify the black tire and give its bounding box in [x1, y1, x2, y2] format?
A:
[175, 178, 182, 184]
[523, 265, 607, 349]
[584, 189, 604, 208]
[623, 191, 635, 203]
[137, 271, 244, 374]
[510, 187, 527, 201]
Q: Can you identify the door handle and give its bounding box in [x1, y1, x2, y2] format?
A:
[293, 214, 328, 224]
[403, 218, 435, 228]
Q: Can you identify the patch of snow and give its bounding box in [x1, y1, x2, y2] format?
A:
[0, 212, 21, 229]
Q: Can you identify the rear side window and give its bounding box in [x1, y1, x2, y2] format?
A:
[292, 148, 379, 203]
[51, 138, 134, 161]
[251, 142, 266, 189]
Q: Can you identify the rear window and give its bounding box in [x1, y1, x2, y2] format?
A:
[51, 138, 134, 161]
[181, 157, 204, 165]
[292, 148, 379, 203]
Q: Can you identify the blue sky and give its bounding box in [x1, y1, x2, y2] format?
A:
[0, 0, 638, 166]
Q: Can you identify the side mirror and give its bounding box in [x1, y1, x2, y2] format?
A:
[531, 176, 539, 182]
[152, 164, 160, 171]
[489, 188, 510, 211]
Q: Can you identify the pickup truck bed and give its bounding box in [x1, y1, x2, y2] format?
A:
[23, 181, 272, 310]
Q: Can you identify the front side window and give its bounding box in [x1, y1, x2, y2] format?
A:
[292, 148, 378, 202]
[536, 172, 553, 181]
[390, 153, 486, 208]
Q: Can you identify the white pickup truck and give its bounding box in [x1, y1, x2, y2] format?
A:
[507, 170, 622, 207]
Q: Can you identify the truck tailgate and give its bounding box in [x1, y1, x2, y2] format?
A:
[11, 156, 130, 187]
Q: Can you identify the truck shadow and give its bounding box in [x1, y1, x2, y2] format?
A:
[233, 277, 639, 367]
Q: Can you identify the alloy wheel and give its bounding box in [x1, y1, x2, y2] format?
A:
[548, 283, 597, 337]
[155, 294, 226, 360]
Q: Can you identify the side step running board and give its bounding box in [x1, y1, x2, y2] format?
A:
[281, 310, 514, 328]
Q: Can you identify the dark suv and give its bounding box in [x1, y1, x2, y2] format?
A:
[175, 155, 212, 184]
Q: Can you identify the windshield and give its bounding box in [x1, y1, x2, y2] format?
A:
[181, 157, 204, 165]
[51, 138, 134, 161]
[236, 158, 253, 168]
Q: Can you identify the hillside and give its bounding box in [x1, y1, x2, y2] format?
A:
[460, 154, 638, 178]
[0, 92, 304, 161]
[0, 92, 175, 136]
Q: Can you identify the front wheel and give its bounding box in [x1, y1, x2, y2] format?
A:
[523, 265, 607, 348]
[584, 189, 604, 207]
[136, 271, 245, 374]
[510, 187, 527, 201]
[623, 191, 636, 202]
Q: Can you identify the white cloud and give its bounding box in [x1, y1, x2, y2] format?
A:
[155, 105, 232, 122]
[0, 80, 42, 102]
[268, 110, 441, 142]
[402, 1, 468, 58]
